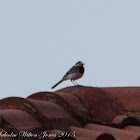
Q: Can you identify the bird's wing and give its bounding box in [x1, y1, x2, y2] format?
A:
[63, 66, 79, 79]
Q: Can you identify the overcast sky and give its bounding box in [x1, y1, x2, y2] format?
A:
[0, 0, 140, 99]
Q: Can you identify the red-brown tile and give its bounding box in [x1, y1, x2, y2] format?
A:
[124, 125, 140, 133]
[70, 126, 115, 140]
[0, 97, 52, 129]
[112, 115, 131, 124]
[0, 109, 42, 131]
[85, 123, 140, 140]
[0, 86, 139, 140]
[111, 115, 140, 128]
[102, 87, 140, 111]
[58, 86, 125, 122]
[27, 92, 91, 125]
[27, 99, 81, 130]
[54, 91, 89, 113]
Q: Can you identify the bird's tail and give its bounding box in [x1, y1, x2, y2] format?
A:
[51, 80, 63, 89]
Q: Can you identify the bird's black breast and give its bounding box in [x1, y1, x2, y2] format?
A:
[79, 66, 84, 74]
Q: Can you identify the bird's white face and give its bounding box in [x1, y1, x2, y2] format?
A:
[75, 61, 84, 66]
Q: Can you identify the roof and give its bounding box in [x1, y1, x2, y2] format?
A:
[0, 86, 140, 140]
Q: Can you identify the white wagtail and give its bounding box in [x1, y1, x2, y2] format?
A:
[51, 61, 85, 89]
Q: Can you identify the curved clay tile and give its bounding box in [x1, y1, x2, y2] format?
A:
[57, 86, 126, 122]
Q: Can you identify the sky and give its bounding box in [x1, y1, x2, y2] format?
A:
[0, 0, 140, 99]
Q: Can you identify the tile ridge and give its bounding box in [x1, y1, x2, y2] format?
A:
[27, 91, 92, 125]
[0, 97, 52, 129]
[89, 115, 140, 128]
[0, 116, 22, 140]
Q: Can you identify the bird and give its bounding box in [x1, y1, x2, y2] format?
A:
[51, 61, 85, 89]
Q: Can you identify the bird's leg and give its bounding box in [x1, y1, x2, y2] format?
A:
[73, 80, 79, 86]
[71, 80, 76, 86]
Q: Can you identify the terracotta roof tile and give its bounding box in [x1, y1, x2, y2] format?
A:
[102, 87, 140, 111]
[124, 125, 140, 134]
[111, 115, 140, 128]
[70, 126, 115, 140]
[54, 90, 91, 118]
[27, 91, 91, 125]
[57, 86, 125, 121]
[27, 98, 81, 130]
[0, 86, 139, 140]
[91, 115, 140, 130]
[0, 109, 41, 131]
[85, 123, 140, 140]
